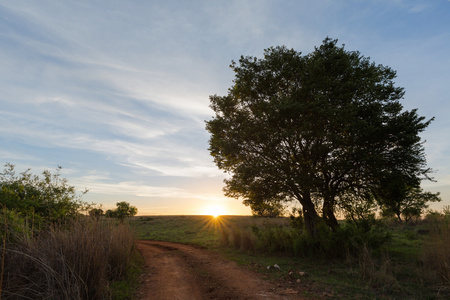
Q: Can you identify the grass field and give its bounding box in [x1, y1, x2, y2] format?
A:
[129, 215, 450, 299]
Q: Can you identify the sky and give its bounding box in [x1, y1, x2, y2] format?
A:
[1, 0, 449, 216]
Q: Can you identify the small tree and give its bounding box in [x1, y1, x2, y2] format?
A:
[88, 208, 104, 221]
[105, 209, 117, 218]
[377, 184, 441, 223]
[107, 202, 137, 223]
[116, 201, 137, 222]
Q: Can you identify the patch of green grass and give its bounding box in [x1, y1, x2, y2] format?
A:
[129, 215, 221, 247]
[110, 262, 143, 300]
[382, 230, 423, 260]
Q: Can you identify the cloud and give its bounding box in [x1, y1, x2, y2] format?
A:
[0, 104, 218, 179]
[0, 150, 37, 162]
[85, 181, 187, 198]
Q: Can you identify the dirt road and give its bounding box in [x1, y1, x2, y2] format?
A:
[136, 240, 306, 300]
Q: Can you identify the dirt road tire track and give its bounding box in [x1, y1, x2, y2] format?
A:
[136, 240, 305, 300]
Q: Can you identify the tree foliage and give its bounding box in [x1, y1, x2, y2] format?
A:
[105, 209, 117, 218]
[0, 163, 89, 227]
[376, 177, 441, 223]
[244, 196, 286, 218]
[206, 38, 434, 237]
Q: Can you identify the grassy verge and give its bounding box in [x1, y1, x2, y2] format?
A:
[131, 215, 450, 299]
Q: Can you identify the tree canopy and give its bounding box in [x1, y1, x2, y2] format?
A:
[206, 38, 435, 237]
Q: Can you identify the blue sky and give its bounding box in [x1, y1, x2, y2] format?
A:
[1, 0, 449, 215]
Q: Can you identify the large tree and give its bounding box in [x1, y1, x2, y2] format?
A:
[206, 38, 434, 237]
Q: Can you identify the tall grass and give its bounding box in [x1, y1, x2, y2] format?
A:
[219, 224, 256, 252]
[358, 245, 401, 294]
[218, 216, 390, 259]
[1, 217, 139, 299]
[421, 215, 450, 288]
[218, 217, 291, 253]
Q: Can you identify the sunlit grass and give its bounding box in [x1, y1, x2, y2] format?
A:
[130, 215, 225, 248]
[203, 215, 229, 235]
[130, 215, 242, 249]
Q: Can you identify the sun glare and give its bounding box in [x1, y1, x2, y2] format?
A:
[203, 205, 226, 218]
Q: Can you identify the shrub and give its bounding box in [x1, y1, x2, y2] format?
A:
[0, 164, 89, 229]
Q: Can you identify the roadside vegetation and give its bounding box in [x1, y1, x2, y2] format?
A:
[0, 164, 141, 299]
[131, 212, 450, 299]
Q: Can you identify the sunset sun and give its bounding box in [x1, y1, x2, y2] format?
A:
[203, 205, 226, 218]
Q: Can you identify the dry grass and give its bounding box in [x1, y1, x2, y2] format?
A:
[358, 245, 400, 294]
[421, 218, 450, 287]
[219, 224, 256, 253]
[217, 217, 292, 253]
[1, 217, 138, 299]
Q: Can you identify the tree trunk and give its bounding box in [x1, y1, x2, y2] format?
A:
[322, 197, 339, 231]
[396, 212, 403, 223]
[296, 192, 319, 238]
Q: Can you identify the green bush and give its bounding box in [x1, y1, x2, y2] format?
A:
[0, 164, 89, 228]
